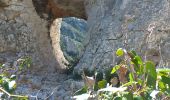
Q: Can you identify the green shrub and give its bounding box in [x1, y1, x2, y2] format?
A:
[0, 56, 32, 99]
[18, 56, 32, 70]
[74, 48, 170, 100]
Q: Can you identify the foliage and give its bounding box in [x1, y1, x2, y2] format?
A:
[74, 48, 170, 100]
[0, 63, 3, 68]
[0, 56, 32, 100]
[18, 56, 32, 70]
[0, 74, 16, 93]
[74, 86, 88, 96]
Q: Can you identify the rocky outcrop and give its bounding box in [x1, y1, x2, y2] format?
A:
[0, 0, 87, 72]
[50, 18, 69, 70]
[1, 0, 170, 74]
[74, 0, 170, 74]
[1, 0, 170, 98]
[47, 0, 86, 19]
[32, 0, 86, 20]
[0, 0, 65, 72]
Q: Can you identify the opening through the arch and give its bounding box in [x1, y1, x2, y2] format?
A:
[50, 17, 88, 72]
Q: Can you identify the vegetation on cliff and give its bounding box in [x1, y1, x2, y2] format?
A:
[74, 48, 170, 100]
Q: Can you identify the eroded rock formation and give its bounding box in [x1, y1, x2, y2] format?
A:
[0, 0, 87, 72]
[0, 0, 53, 71]
[74, 0, 170, 74]
[47, 0, 86, 19]
[31, 0, 86, 19]
[1, 0, 170, 74]
[50, 18, 69, 70]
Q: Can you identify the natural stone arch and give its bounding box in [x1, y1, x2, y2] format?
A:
[49, 18, 69, 71]
[32, 0, 87, 20]
[31, 0, 87, 72]
[1, 0, 170, 75]
[0, 0, 86, 73]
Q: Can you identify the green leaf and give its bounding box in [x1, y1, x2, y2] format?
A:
[98, 79, 107, 89]
[74, 86, 88, 96]
[129, 73, 134, 82]
[145, 61, 157, 88]
[0, 63, 3, 68]
[2, 81, 9, 92]
[0, 75, 3, 84]
[114, 96, 122, 100]
[131, 56, 143, 73]
[122, 92, 133, 100]
[13, 97, 29, 100]
[18, 56, 32, 70]
[143, 92, 152, 100]
[137, 79, 143, 85]
[133, 95, 143, 100]
[161, 75, 170, 86]
[116, 48, 124, 56]
[158, 81, 166, 91]
[134, 56, 143, 65]
[128, 51, 136, 59]
[156, 68, 170, 74]
[111, 65, 120, 74]
[93, 84, 98, 91]
[157, 68, 170, 73]
[122, 81, 137, 87]
[131, 50, 137, 56]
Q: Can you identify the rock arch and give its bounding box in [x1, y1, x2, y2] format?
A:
[31, 0, 87, 72]
[0, 0, 86, 72]
[32, 0, 86, 19]
[1, 0, 170, 74]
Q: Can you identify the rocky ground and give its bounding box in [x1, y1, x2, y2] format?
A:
[15, 72, 83, 100]
[0, 51, 84, 100]
[0, 17, 87, 100]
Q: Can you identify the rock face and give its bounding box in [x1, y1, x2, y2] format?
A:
[74, 0, 170, 74]
[1, 0, 170, 74]
[50, 19, 69, 70]
[47, 0, 86, 19]
[0, 0, 87, 72]
[0, 0, 47, 69]
[32, 0, 86, 19]
[60, 17, 87, 64]
[1, 0, 170, 98]
[0, 0, 67, 72]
